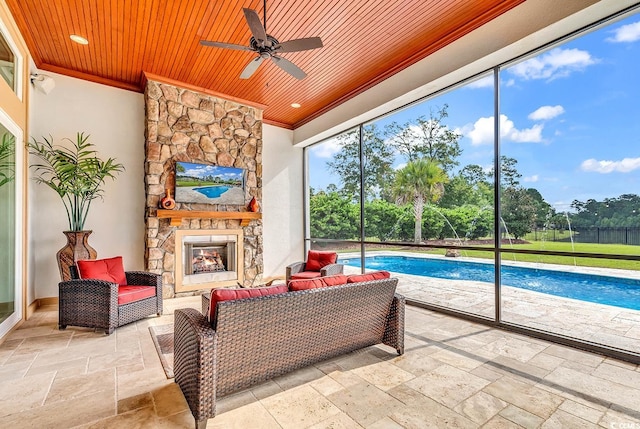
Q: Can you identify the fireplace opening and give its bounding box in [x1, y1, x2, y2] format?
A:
[186, 243, 235, 275]
[176, 229, 244, 292]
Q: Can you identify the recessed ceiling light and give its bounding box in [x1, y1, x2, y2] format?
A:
[291, 103, 301, 108]
[70, 35, 89, 45]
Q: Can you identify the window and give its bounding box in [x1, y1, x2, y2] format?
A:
[305, 7, 640, 361]
[0, 19, 22, 98]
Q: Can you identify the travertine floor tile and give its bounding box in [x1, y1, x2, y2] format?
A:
[498, 404, 544, 429]
[540, 409, 599, 428]
[351, 360, 415, 391]
[0, 371, 55, 417]
[484, 375, 564, 419]
[452, 391, 508, 424]
[261, 385, 341, 429]
[46, 367, 116, 404]
[405, 363, 490, 408]
[1, 297, 640, 428]
[207, 401, 280, 429]
[327, 382, 405, 426]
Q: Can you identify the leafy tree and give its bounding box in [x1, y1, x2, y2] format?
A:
[488, 156, 521, 188]
[501, 187, 537, 239]
[326, 124, 395, 201]
[526, 188, 553, 228]
[440, 171, 492, 209]
[309, 190, 359, 239]
[459, 164, 488, 186]
[364, 199, 412, 241]
[570, 194, 640, 227]
[385, 104, 462, 172]
[392, 159, 448, 243]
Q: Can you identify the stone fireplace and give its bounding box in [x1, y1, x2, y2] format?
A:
[143, 75, 263, 298]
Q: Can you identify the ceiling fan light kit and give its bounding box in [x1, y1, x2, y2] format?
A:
[200, 0, 323, 80]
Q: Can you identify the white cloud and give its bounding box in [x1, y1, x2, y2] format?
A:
[580, 157, 640, 173]
[394, 163, 407, 170]
[606, 21, 640, 43]
[523, 175, 539, 183]
[309, 137, 343, 158]
[508, 47, 596, 81]
[528, 105, 565, 121]
[466, 115, 544, 145]
[467, 75, 493, 88]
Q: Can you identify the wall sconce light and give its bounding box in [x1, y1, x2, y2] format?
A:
[30, 74, 55, 95]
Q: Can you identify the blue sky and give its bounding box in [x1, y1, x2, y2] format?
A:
[177, 162, 243, 182]
[308, 12, 640, 212]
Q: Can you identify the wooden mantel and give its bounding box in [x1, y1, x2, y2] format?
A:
[156, 209, 261, 227]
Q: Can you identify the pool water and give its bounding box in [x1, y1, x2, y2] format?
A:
[194, 185, 231, 198]
[341, 255, 640, 311]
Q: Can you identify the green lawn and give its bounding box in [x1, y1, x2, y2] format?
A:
[339, 241, 640, 271]
[176, 180, 218, 187]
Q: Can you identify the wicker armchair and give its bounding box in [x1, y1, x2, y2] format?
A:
[285, 250, 344, 282]
[58, 257, 163, 334]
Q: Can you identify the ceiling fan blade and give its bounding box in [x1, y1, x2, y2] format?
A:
[242, 8, 268, 46]
[200, 40, 254, 51]
[271, 55, 307, 80]
[240, 56, 264, 79]
[275, 37, 323, 53]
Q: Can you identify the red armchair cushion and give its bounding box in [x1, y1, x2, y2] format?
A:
[289, 271, 322, 281]
[77, 256, 127, 286]
[304, 250, 338, 272]
[118, 285, 157, 305]
[346, 270, 391, 283]
[288, 274, 348, 291]
[208, 285, 289, 321]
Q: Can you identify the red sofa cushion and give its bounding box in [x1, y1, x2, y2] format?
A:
[77, 256, 127, 286]
[118, 285, 157, 305]
[289, 271, 322, 281]
[208, 285, 289, 322]
[288, 274, 348, 291]
[346, 270, 391, 283]
[304, 250, 338, 272]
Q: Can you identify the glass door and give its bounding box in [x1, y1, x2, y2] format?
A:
[0, 113, 22, 337]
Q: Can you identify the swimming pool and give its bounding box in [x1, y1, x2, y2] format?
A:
[194, 185, 231, 198]
[340, 255, 640, 311]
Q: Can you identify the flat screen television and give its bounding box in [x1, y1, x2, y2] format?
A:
[174, 161, 246, 205]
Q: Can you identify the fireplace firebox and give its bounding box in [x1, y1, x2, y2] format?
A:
[174, 229, 244, 292]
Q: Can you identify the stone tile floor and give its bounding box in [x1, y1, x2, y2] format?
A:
[1, 295, 640, 428]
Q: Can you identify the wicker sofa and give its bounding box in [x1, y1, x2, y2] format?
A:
[174, 276, 405, 429]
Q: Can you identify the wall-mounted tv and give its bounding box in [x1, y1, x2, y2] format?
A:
[175, 161, 246, 205]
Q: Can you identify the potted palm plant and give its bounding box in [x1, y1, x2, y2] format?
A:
[28, 132, 124, 281]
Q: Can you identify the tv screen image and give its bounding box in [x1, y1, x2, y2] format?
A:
[175, 161, 246, 205]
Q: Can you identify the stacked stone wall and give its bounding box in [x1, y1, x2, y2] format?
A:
[144, 80, 263, 297]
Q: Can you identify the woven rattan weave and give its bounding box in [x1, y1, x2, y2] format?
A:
[174, 277, 404, 429]
[58, 270, 163, 334]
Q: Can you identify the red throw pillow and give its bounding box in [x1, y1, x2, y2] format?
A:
[77, 256, 127, 286]
[288, 274, 348, 291]
[208, 284, 288, 322]
[305, 250, 338, 272]
[346, 270, 391, 283]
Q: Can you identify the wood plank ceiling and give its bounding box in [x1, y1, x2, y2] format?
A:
[7, 0, 525, 129]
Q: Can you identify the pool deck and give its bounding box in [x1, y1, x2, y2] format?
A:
[341, 251, 640, 355]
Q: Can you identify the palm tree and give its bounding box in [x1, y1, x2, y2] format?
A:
[393, 159, 448, 243]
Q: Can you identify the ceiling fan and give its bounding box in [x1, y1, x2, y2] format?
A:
[199, 0, 323, 80]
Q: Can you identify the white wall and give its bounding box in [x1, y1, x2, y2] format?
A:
[262, 124, 304, 278]
[28, 72, 145, 301]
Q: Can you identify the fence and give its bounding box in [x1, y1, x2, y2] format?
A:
[529, 227, 640, 245]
